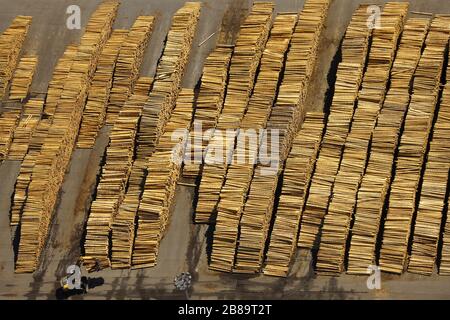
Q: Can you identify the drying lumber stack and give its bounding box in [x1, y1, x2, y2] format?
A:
[182, 46, 232, 178]
[298, 5, 372, 249]
[10, 119, 50, 226]
[132, 89, 194, 268]
[315, 3, 408, 275]
[195, 2, 274, 224]
[208, 13, 296, 272]
[263, 113, 324, 277]
[347, 18, 430, 274]
[15, 0, 119, 273]
[8, 55, 38, 100]
[232, 0, 330, 274]
[379, 17, 450, 274]
[420, 39, 450, 275]
[135, 2, 201, 167]
[8, 99, 44, 160]
[43, 45, 78, 117]
[0, 16, 32, 100]
[77, 29, 129, 148]
[0, 113, 20, 160]
[106, 16, 154, 124]
[133, 76, 153, 96]
[82, 95, 144, 271]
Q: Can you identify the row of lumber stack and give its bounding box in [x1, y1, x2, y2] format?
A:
[315, 2, 409, 275]
[132, 89, 194, 268]
[82, 95, 144, 271]
[10, 119, 50, 226]
[298, 5, 372, 249]
[182, 46, 233, 178]
[9, 45, 79, 226]
[15, 0, 120, 273]
[379, 16, 450, 274]
[135, 2, 201, 168]
[7, 98, 44, 160]
[107, 3, 201, 269]
[8, 55, 38, 100]
[105, 16, 155, 124]
[208, 12, 297, 272]
[0, 16, 32, 100]
[263, 113, 325, 277]
[0, 111, 20, 160]
[347, 18, 431, 275]
[76, 29, 129, 148]
[195, 2, 274, 224]
[232, 0, 330, 274]
[43, 45, 78, 116]
[411, 28, 450, 275]
[105, 79, 153, 270]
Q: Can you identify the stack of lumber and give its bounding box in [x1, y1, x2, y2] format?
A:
[208, 12, 296, 272]
[43, 45, 78, 117]
[409, 66, 450, 274]
[8, 55, 38, 100]
[379, 17, 450, 274]
[10, 119, 50, 226]
[415, 33, 450, 275]
[133, 76, 153, 96]
[298, 5, 372, 249]
[105, 16, 154, 124]
[135, 2, 201, 170]
[77, 29, 129, 148]
[232, 0, 330, 274]
[347, 18, 430, 274]
[0, 112, 20, 160]
[263, 113, 325, 277]
[195, 2, 274, 224]
[132, 89, 194, 268]
[9, 45, 79, 226]
[0, 16, 32, 100]
[82, 95, 144, 271]
[8, 99, 45, 160]
[182, 46, 232, 178]
[315, 3, 408, 275]
[16, 0, 119, 273]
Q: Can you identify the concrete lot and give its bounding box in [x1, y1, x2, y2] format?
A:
[1, 0, 450, 300]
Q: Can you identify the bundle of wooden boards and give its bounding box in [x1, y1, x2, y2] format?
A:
[231, 0, 329, 274]
[76, 29, 129, 148]
[195, 2, 274, 224]
[346, 18, 431, 275]
[8, 55, 38, 100]
[7, 98, 44, 160]
[105, 16, 154, 124]
[263, 113, 325, 277]
[15, 0, 119, 273]
[43, 45, 78, 117]
[0, 15, 32, 99]
[132, 89, 194, 268]
[379, 17, 450, 274]
[315, 2, 409, 275]
[298, 4, 372, 249]
[0, 112, 20, 160]
[208, 12, 297, 272]
[182, 46, 232, 178]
